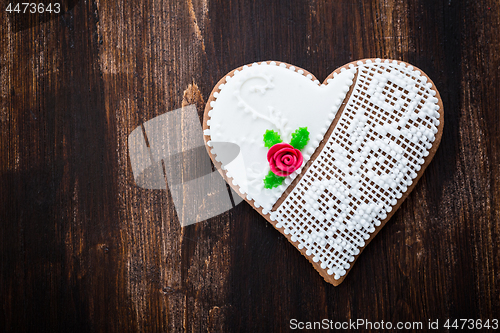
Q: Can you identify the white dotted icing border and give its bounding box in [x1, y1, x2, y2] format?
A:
[269, 59, 441, 280]
[204, 61, 356, 214]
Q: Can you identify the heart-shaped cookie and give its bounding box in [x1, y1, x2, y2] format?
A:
[203, 59, 443, 285]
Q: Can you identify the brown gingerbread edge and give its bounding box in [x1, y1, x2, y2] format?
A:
[202, 59, 444, 286]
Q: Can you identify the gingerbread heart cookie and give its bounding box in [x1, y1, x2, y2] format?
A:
[203, 59, 443, 285]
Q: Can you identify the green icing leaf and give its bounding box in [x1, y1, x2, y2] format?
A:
[263, 170, 285, 189]
[290, 127, 310, 150]
[263, 130, 282, 148]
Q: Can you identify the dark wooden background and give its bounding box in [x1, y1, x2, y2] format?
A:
[1, 0, 499, 332]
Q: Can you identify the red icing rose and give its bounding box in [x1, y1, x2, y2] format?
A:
[267, 143, 303, 177]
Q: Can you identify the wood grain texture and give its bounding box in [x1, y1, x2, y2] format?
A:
[1, 0, 499, 332]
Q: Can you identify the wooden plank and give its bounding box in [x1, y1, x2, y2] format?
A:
[1, 0, 499, 331]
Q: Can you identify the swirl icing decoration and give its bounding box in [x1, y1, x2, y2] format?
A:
[263, 127, 310, 189]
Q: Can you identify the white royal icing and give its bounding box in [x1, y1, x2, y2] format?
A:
[205, 62, 356, 213]
[271, 59, 440, 280]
